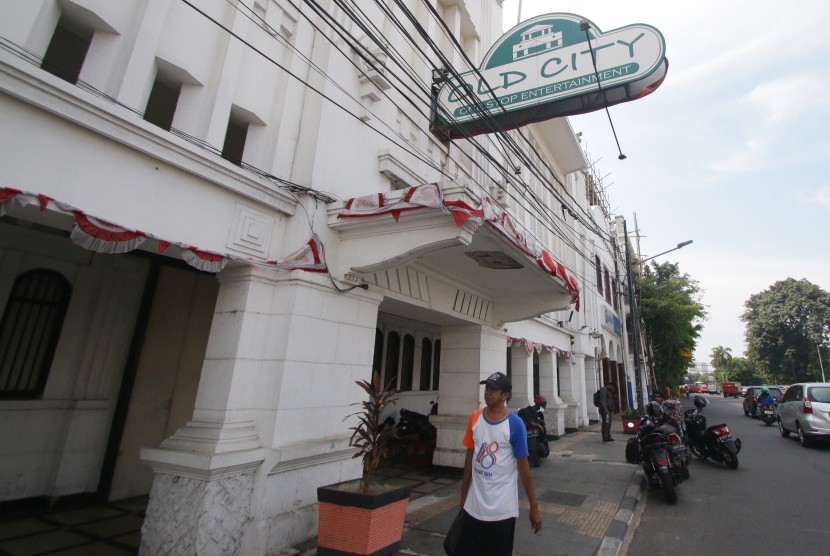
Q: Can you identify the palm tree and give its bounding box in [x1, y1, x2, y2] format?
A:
[710, 346, 733, 382]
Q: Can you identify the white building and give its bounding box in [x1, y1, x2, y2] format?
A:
[0, 1, 633, 553]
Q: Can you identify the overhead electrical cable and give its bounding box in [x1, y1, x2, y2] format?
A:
[193, 0, 620, 274]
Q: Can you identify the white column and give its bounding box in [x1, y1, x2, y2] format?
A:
[539, 350, 565, 437]
[585, 355, 601, 422]
[558, 353, 581, 431]
[510, 346, 533, 409]
[139, 266, 382, 554]
[571, 354, 589, 427]
[431, 324, 506, 468]
[139, 265, 271, 556]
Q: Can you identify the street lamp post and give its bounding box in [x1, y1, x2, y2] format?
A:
[640, 240, 693, 264]
[624, 234, 694, 409]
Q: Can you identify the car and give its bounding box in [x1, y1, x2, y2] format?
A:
[743, 386, 784, 417]
[708, 384, 721, 395]
[777, 383, 830, 447]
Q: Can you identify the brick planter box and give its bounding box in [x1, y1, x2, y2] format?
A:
[317, 480, 412, 555]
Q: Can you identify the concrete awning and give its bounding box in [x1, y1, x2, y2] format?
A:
[328, 185, 576, 323]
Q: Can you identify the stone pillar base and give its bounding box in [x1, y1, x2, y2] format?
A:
[546, 399, 567, 437]
[564, 404, 581, 431]
[430, 414, 469, 469]
[139, 421, 266, 556]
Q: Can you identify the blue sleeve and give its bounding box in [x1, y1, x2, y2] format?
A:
[509, 412, 529, 458]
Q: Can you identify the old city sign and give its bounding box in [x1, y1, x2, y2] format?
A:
[433, 13, 668, 139]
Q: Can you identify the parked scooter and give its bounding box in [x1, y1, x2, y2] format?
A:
[396, 403, 437, 443]
[684, 396, 741, 469]
[757, 402, 777, 426]
[629, 401, 690, 503]
[517, 396, 549, 468]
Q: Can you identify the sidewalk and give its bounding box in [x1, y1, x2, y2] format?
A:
[289, 421, 643, 556]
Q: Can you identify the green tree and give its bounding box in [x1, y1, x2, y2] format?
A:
[720, 357, 756, 384]
[639, 262, 707, 389]
[741, 278, 830, 382]
[710, 345, 733, 382]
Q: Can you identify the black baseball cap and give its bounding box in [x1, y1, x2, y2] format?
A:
[480, 372, 512, 393]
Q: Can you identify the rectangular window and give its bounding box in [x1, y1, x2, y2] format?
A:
[144, 78, 181, 131]
[595, 255, 603, 293]
[41, 20, 92, 84]
[222, 118, 249, 166]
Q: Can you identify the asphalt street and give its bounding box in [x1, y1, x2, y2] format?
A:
[626, 394, 830, 555]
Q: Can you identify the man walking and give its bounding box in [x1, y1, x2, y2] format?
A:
[457, 372, 542, 556]
[599, 382, 616, 442]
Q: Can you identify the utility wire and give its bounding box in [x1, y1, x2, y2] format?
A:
[187, 0, 621, 278]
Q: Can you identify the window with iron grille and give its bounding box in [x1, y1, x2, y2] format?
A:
[0, 270, 71, 399]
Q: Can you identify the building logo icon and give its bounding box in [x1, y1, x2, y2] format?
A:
[512, 24, 563, 60]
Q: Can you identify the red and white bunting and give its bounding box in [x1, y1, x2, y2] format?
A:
[0, 186, 326, 276]
[339, 183, 447, 221]
[181, 247, 227, 273]
[567, 276, 581, 310]
[507, 337, 571, 359]
[0, 188, 32, 217]
[70, 213, 146, 254]
[265, 234, 327, 272]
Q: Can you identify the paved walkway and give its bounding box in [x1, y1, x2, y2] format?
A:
[291, 421, 644, 556]
[0, 423, 642, 556]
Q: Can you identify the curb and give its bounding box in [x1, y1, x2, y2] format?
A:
[594, 470, 644, 556]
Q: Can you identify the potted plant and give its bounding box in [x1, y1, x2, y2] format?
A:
[316, 372, 413, 555]
[621, 407, 644, 434]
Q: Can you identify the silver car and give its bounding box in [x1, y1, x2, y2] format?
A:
[777, 383, 830, 447]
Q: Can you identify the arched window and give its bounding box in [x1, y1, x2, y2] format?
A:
[432, 339, 441, 390]
[400, 334, 415, 391]
[372, 329, 384, 379]
[0, 269, 71, 398]
[419, 338, 432, 391]
[384, 331, 400, 389]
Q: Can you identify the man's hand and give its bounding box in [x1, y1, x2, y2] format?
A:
[517, 457, 542, 533]
[529, 505, 542, 533]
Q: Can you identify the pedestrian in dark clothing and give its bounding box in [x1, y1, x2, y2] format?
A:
[599, 382, 616, 442]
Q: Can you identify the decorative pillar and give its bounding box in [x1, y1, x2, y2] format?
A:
[139, 265, 271, 555]
[140, 265, 383, 554]
[431, 325, 506, 468]
[510, 345, 533, 409]
[585, 355, 601, 423]
[570, 353, 589, 427]
[538, 350, 565, 437]
[557, 353, 582, 431]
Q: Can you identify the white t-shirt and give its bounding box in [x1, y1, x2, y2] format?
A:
[462, 408, 529, 521]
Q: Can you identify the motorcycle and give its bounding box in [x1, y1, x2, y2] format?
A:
[396, 403, 437, 443]
[517, 396, 550, 468]
[629, 402, 690, 503]
[684, 396, 741, 469]
[757, 403, 777, 426]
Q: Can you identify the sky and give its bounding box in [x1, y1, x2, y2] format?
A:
[501, 0, 830, 364]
